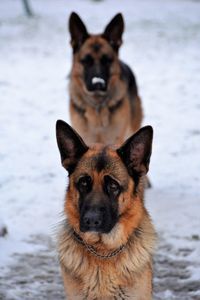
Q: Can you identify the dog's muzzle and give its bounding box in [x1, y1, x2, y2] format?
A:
[91, 77, 106, 91]
[81, 206, 104, 232]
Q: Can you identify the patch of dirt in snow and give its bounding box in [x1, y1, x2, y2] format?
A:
[154, 237, 200, 300]
[0, 235, 64, 300]
[0, 235, 199, 300]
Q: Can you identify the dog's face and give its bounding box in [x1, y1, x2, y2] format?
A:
[75, 162, 121, 233]
[56, 121, 153, 242]
[69, 12, 124, 97]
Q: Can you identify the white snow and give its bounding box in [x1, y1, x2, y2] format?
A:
[0, 0, 200, 298]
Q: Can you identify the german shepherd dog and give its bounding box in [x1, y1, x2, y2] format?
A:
[56, 120, 156, 300]
[68, 12, 143, 145]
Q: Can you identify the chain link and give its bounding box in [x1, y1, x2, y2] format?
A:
[72, 230, 126, 259]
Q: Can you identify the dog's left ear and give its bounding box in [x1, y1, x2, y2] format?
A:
[117, 126, 153, 177]
[103, 13, 124, 52]
[56, 120, 88, 174]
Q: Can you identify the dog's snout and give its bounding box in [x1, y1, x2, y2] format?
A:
[90, 73, 106, 91]
[84, 62, 108, 92]
[81, 206, 105, 232]
[92, 81, 105, 91]
[83, 210, 102, 229]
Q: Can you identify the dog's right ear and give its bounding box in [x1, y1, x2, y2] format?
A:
[69, 12, 89, 53]
[56, 120, 88, 174]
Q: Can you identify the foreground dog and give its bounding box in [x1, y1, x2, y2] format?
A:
[69, 12, 143, 145]
[56, 120, 156, 299]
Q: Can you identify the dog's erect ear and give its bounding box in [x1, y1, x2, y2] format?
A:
[69, 12, 89, 53]
[103, 13, 124, 52]
[56, 120, 88, 174]
[117, 126, 153, 177]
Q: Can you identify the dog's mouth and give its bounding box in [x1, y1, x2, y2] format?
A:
[90, 77, 106, 91]
[85, 76, 108, 94]
[80, 218, 112, 234]
[80, 224, 111, 234]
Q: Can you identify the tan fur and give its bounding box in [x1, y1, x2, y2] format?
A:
[70, 35, 143, 145]
[59, 214, 155, 299]
[58, 146, 156, 299]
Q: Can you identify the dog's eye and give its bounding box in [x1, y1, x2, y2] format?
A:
[77, 175, 92, 193]
[80, 55, 94, 66]
[104, 175, 121, 197]
[101, 55, 113, 66]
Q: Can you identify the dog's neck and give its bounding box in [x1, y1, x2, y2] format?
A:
[71, 85, 124, 113]
[58, 218, 156, 286]
[72, 230, 127, 259]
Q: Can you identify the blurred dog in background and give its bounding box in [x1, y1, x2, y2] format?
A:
[68, 12, 143, 145]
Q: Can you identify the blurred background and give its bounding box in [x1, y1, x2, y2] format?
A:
[0, 0, 200, 299]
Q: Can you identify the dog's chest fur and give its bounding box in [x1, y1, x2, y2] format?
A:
[59, 227, 154, 300]
[70, 95, 132, 145]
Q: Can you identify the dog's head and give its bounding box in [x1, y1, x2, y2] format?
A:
[56, 120, 153, 246]
[69, 12, 124, 99]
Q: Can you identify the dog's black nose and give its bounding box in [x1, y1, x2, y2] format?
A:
[82, 208, 103, 231]
[83, 211, 102, 228]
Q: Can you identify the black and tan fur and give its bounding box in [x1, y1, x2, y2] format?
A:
[56, 120, 156, 300]
[69, 12, 143, 145]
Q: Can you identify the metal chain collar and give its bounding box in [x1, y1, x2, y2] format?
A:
[72, 230, 126, 259]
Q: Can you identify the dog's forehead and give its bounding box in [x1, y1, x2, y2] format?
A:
[76, 145, 129, 182]
[80, 35, 113, 55]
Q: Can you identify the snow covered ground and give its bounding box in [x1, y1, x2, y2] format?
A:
[0, 0, 200, 299]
